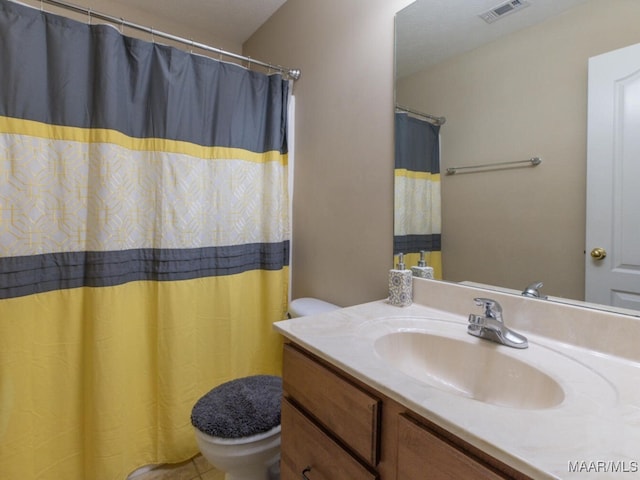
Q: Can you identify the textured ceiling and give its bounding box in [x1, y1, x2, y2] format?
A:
[120, 0, 287, 46]
[396, 0, 592, 78]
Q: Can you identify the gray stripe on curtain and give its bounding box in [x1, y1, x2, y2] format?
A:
[395, 113, 440, 173]
[0, 0, 289, 154]
[0, 242, 290, 299]
[394, 235, 441, 256]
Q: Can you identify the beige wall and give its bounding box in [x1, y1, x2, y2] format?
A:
[245, 0, 412, 307]
[396, 0, 640, 301]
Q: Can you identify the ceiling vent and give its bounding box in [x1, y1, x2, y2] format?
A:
[479, 0, 531, 24]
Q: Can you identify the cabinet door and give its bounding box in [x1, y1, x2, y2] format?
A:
[283, 344, 380, 465]
[397, 414, 507, 480]
[281, 398, 378, 480]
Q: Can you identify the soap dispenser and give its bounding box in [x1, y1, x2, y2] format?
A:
[411, 250, 434, 279]
[389, 253, 412, 307]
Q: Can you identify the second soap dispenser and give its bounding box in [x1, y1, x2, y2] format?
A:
[389, 253, 412, 307]
[411, 250, 434, 279]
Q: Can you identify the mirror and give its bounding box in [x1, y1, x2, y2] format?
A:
[395, 0, 640, 315]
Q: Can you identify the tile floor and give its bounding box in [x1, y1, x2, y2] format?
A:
[128, 455, 224, 480]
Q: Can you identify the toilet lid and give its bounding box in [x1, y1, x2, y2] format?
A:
[191, 375, 282, 439]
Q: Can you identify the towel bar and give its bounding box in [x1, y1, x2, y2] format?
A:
[446, 157, 542, 175]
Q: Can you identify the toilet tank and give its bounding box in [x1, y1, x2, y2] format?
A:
[288, 298, 340, 318]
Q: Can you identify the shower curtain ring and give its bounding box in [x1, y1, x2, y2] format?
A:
[190, 38, 194, 54]
[150, 27, 155, 43]
[87, 8, 92, 25]
[120, 17, 125, 34]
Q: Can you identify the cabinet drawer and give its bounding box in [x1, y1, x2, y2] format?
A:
[397, 414, 508, 480]
[281, 398, 377, 480]
[282, 344, 381, 465]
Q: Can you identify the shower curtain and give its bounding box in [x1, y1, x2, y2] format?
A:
[0, 1, 290, 479]
[394, 112, 442, 278]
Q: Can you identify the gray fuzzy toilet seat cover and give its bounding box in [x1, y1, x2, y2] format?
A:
[191, 375, 282, 439]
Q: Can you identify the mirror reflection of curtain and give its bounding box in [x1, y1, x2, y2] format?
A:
[394, 112, 442, 278]
[0, 1, 289, 478]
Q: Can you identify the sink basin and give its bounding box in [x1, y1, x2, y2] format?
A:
[375, 331, 565, 409]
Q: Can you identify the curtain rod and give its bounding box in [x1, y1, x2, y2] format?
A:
[36, 0, 301, 81]
[396, 104, 446, 126]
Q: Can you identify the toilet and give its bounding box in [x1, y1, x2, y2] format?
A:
[192, 375, 282, 480]
[191, 298, 339, 480]
[288, 297, 341, 318]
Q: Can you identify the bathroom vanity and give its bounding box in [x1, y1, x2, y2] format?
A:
[281, 343, 524, 479]
[274, 278, 640, 479]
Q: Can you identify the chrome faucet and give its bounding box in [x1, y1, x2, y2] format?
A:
[522, 281, 547, 299]
[467, 298, 528, 349]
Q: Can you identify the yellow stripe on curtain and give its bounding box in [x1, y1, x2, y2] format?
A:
[0, 268, 288, 480]
[394, 168, 440, 182]
[0, 116, 287, 165]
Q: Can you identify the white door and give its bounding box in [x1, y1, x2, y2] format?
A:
[586, 43, 640, 310]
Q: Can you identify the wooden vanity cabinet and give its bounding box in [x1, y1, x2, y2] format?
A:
[281, 342, 532, 480]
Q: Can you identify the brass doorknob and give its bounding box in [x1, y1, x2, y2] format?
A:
[590, 247, 607, 260]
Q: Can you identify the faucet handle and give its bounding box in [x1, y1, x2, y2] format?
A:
[522, 281, 547, 299]
[473, 297, 503, 320]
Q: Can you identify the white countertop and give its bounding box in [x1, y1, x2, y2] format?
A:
[274, 281, 640, 479]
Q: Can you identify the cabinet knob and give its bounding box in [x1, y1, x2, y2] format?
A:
[301, 466, 312, 479]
